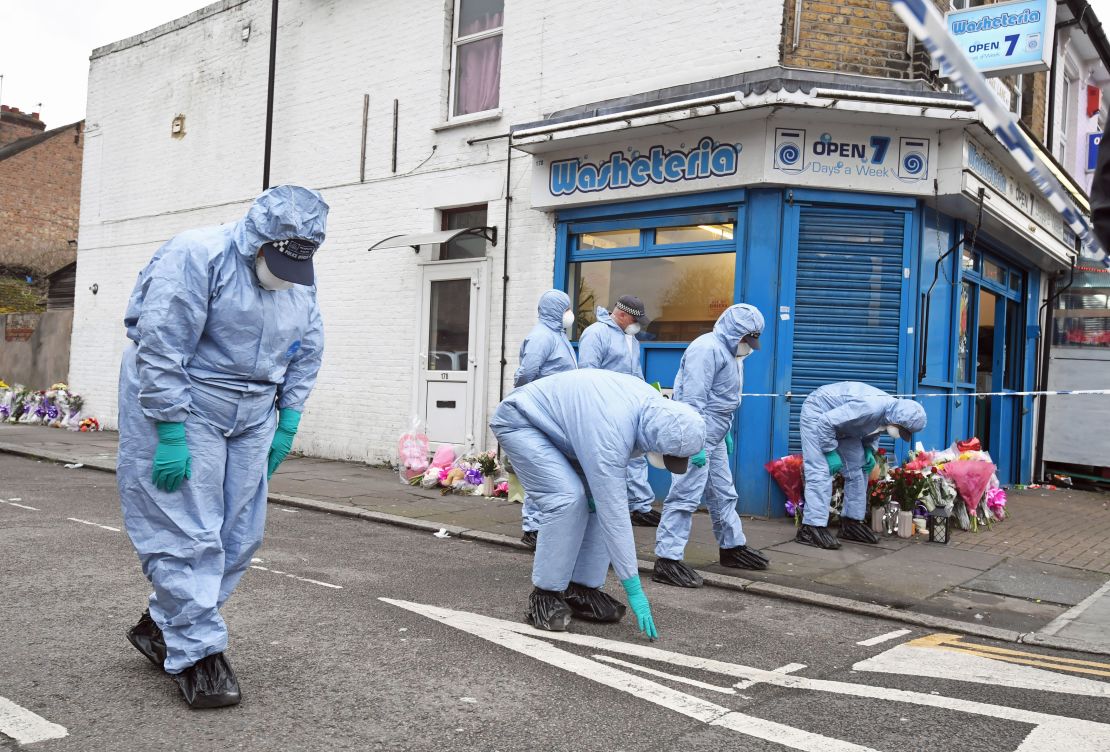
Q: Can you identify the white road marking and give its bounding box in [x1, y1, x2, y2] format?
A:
[0, 695, 68, 744]
[1040, 579, 1110, 636]
[853, 642, 1110, 697]
[67, 517, 120, 532]
[0, 499, 39, 511]
[381, 598, 1110, 752]
[856, 629, 911, 647]
[593, 655, 737, 695]
[734, 662, 806, 690]
[249, 565, 342, 590]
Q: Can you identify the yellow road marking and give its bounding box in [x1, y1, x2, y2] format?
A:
[907, 633, 1110, 678]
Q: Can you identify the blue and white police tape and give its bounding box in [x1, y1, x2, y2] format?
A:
[736, 389, 1110, 399]
[889, 0, 1110, 268]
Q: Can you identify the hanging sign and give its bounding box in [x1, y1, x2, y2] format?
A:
[1088, 132, 1102, 173]
[943, 0, 1054, 76]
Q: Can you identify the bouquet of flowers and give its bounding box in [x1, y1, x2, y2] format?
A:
[78, 417, 100, 432]
[889, 467, 929, 512]
[397, 418, 430, 484]
[18, 391, 46, 425]
[939, 458, 996, 531]
[765, 454, 804, 522]
[985, 486, 1007, 521]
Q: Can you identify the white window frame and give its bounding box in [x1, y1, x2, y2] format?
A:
[1060, 60, 1079, 162]
[448, 0, 503, 120]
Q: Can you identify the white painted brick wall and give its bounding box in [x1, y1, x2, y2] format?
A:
[72, 0, 784, 462]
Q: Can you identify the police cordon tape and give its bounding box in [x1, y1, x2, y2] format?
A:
[889, 0, 1110, 268]
[733, 389, 1110, 399]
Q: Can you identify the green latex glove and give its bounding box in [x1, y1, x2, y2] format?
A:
[267, 409, 302, 479]
[152, 421, 191, 492]
[863, 447, 877, 475]
[825, 450, 844, 476]
[689, 449, 708, 468]
[620, 576, 658, 640]
[650, 381, 662, 393]
[725, 432, 735, 456]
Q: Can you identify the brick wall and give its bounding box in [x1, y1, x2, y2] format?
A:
[0, 123, 83, 277]
[0, 106, 46, 148]
[73, 0, 785, 458]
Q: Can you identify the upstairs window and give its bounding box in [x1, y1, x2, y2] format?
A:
[439, 205, 489, 260]
[451, 0, 503, 117]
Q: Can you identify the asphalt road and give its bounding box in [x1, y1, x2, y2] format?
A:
[2, 452, 1109, 752]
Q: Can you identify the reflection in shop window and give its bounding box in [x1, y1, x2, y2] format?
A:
[569, 252, 735, 342]
[577, 229, 641, 251]
[1053, 271, 1110, 348]
[655, 224, 734, 244]
[958, 281, 973, 382]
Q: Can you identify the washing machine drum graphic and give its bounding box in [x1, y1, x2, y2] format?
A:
[778, 142, 801, 166]
[900, 151, 927, 178]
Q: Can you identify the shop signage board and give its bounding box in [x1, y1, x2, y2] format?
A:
[1088, 132, 1102, 173]
[944, 0, 1054, 77]
[530, 121, 938, 209]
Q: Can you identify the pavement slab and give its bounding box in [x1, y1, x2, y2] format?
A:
[961, 559, 1109, 606]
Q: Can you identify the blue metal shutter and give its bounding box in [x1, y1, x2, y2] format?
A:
[788, 205, 907, 453]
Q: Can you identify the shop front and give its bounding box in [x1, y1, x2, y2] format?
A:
[520, 107, 1070, 516]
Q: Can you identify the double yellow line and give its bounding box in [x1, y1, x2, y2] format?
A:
[909, 633, 1110, 679]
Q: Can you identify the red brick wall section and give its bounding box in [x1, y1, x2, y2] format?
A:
[0, 108, 47, 148]
[0, 122, 83, 277]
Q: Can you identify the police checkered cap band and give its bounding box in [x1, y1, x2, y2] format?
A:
[614, 296, 645, 318]
[271, 237, 317, 261]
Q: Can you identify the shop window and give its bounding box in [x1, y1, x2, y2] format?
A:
[1052, 270, 1110, 349]
[957, 280, 974, 383]
[655, 223, 734, 244]
[578, 229, 641, 251]
[569, 253, 735, 342]
[983, 259, 1006, 286]
[450, 0, 503, 117]
[440, 205, 488, 260]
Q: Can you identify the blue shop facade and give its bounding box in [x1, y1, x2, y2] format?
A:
[514, 103, 1077, 517]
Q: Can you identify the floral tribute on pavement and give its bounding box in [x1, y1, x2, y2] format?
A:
[0, 381, 98, 431]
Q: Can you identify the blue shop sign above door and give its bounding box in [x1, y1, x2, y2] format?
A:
[530, 121, 938, 209]
[944, 0, 1055, 76]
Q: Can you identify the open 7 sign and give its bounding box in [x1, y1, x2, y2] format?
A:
[383, 599, 1110, 752]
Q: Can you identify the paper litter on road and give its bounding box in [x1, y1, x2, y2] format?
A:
[63, 463, 84, 469]
[433, 528, 451, 538]
[8, 498, 20, 501]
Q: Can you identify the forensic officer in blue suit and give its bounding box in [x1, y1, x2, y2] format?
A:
[117, 185, 328, 708]
[514, 289, 577, 548]
[578, 295, 660, 527]
[654, 304, 768, 588]
[797, 382, 927, 549]
[490, 369, 705, 637]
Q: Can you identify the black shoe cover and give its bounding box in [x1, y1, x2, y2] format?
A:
[652, 557, 704, 588]
[521, 530, 537, 550]
[796, 524, 842, 550]
[127, 609, 166, 668]
[839, 518, 880, 544]
[172, 652, 241, 709]
[720, 545, 770, 570]
[527, 588, 572, 631]
[631, 509, 662, 527]
[564, 582, 627, 623]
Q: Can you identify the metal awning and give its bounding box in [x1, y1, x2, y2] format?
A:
[367, 226, 497, 253]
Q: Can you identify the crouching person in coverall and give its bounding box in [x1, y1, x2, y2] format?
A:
[654, 304, 769, 588]
[797, 381, 927, 550]
[490, 369, 705, 637]
[117, 185, 328, 708]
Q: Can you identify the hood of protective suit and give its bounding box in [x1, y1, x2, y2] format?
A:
[884, 399, 927, 433]
[232, 185, 329, 259]
[713, 304, 764, 353]
[596, 306, 623, 331]
[538, 290, 572, 331]
[637, 398, 705, 458]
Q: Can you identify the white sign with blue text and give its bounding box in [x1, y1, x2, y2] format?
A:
[530, 122, 938, 209]
[944, 0, 1054, 76]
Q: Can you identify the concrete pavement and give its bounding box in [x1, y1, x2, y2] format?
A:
[1, 422, 1107, 655]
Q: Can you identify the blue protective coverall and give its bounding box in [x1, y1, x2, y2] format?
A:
[117, 185, 327, 673]
[656, 304, 765, 560]
[800, 382, 928, 527]
[578, 306, 654, 515]
[491, 369, 705, 592]
[515, 290, 578, 532]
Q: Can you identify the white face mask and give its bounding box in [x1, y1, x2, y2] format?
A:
[625, 323, 641, 336]
[886, 425, 902, 439]
[562, 310, 575, 329]
[255, 254, 293, 291]
[736, 341, 753, 358]
[646, 451, 666, 470]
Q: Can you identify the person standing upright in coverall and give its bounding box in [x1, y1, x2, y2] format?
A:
[514, 289, 578, 549]
[118, 185, 328, 708]
[491, 369, 705, 636]
[653, 304, 769, 588]
[578, 295, 661, 527]
[796, 382, 927, 550]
